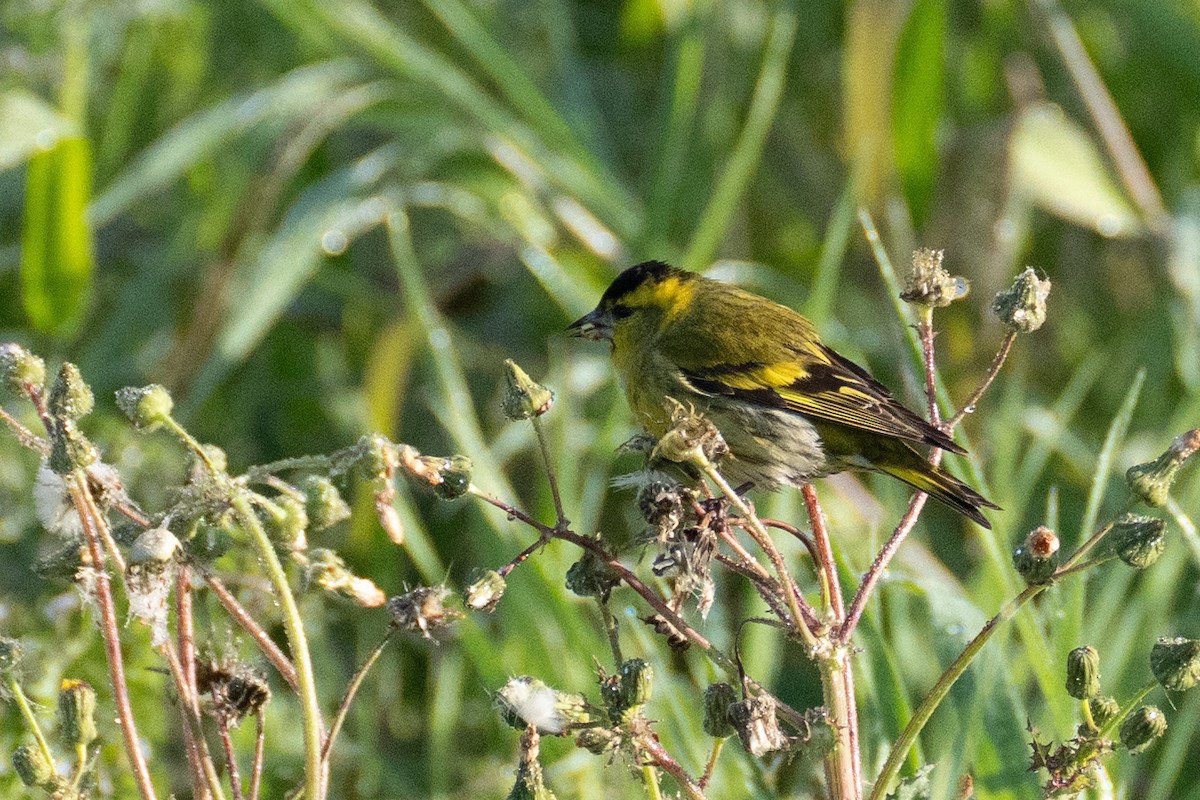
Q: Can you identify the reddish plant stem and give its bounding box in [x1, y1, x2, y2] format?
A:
[68, 476, 158, 800]
[802, 485, 844, 621]
[249, 712, 266, 800]
[214, 703, 245, 800]
[945, 331, 1016, 430]
[201, 570, 299, 691]
[637, 726, 707, 800]
[162, 642, 226, 800]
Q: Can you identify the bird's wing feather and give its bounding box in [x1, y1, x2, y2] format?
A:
[656, 291, 962, 453]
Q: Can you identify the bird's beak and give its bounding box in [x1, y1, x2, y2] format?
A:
[568, 307, 613, 342]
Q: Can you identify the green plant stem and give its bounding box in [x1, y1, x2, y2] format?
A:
[68, 475, 158, 800]
[868, 512, 1120, 800]
[868, 582, 1040, 800]
[643, 765, 664, 800]
[699, 738, 724, 789]
[321, 630, 396, 765]
[822, 653, 863, 800]
[162, 415, 219, 472]
[4, 674, 55, 768]
[599, 600, 623, 666]
[230, 492, 324, 800]
[1099, 679, 1159, 740]
[530, 414, 567, 527]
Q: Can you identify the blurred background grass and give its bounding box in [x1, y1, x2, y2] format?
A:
[1, 0, 1199, 797]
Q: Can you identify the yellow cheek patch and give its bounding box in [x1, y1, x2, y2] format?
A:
[625, 276, 695, 322]
[721, 362, 809, 390]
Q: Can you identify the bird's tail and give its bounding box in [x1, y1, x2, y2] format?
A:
[876, 449, 1000, 529]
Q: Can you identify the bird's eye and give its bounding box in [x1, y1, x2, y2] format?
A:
[610, 304, 634, 320]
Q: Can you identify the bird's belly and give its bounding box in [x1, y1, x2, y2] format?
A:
[701, 398, 832, 489]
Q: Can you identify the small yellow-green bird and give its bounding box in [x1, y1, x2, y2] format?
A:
[569, 261, 998, 528]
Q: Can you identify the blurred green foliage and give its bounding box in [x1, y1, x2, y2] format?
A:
[1, 0, 1199, 798]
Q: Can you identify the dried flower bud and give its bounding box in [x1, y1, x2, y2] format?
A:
[375, 492, 405, 545]
[130, 526, 181, 566]
[1119, 706, 1166, 754]
[900, 248, 968, 308]
[729, 693, 789, 757]
[387, 586, 462, 640]
[993, 267, 1051, 332]
[574, 726, 619, 756]
[0, 343, 45, 393]
[703, 683, 737, 738]
[641, 613, 690, 651]
[564, 548, 620, 600]
[637, 480, 684, 532]
[398, 446, 473, 500]
[502, 359, 554, 420]
[653, 402, 728, 467]
[1110, 514, 1166, 568]
[495, 677, 591, 735]
[114, 384, 174, 431]
[0, 638, 22, 672]
[465, 569, 506, 612]
[1065, 646, 1101, 700]
[58, 678, 98, 747]
[196, 657, 271, 725]
[1151, 637, 1200, 692]
[305, 548, 386, 608]
[1013, 526, 1059, 585]
[12, 743, 56, 788]
[507, 726, 557, 800]
[1089, 696, 1120, 729]
[1126, 429, 1200, 507]
[300, 475, 351, 532]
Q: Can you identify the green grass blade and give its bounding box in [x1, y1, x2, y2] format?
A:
[681, 1, 797, 273]
[21, 136, 94, 337]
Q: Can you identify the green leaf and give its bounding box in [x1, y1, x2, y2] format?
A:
[1008, 103, 1141, 237]
[91, 60, 364, 225]
[893, 0, 946, 228]
[21, 136, 95, 337]
[0, 90, 76, 171]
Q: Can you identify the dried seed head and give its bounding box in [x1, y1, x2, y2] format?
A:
[1126, 429, 1200, 507]
[564, 547, 620, 601]
[729, 693, 789, 757]
[495, 676, 591, 735]
[58, 678, 98, 747]
[636, 479, 684, 532]
[196, 656, 271, 726]
[653, 401, 728, 467]
[1013, 526, 1059, 585]
[304, 548, 386, 608]
[1065, 646, 1101, 700]
[387, 586, 463, 640]
[1151, 637, 1200, 692]
[464, 569, 506, 612]
[901, 248, 968, 308]
[703, 683, 737, 738]
[993, 267, 1051, 332]
[0, 343, 45, 393]
[501, 359, 554, 420]
[114, 384, 174, 431]
[1119, 706, 1166, 754]
[130, 526, 181, 566]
